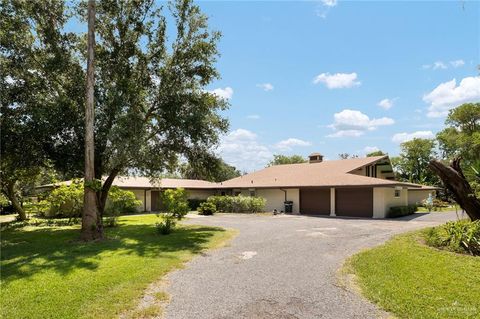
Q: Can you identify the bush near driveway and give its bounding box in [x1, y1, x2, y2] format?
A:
[0, 214, 235, 319]
[347, 230, 480, 319]
[426, 220, 480, 256]
[207, 195, 266, 213]
[198, 201, 216, 215]
[387, 204, 417, 218]
[156, 188, 190, 234]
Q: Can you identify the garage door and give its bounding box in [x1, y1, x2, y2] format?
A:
[300, 188, 330, 215]
[335, 188, 373, 218]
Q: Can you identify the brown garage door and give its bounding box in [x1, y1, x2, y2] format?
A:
[300, 188, 330, 215]
[335, 188, 373, 218]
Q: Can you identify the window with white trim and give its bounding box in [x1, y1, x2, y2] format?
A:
[394, 189, 401, 197]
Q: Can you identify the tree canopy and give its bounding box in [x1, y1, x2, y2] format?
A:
[437, 103, 480, 165]
[391, 138, 438, 185]
[1, 0, 228, 227]
[366, 150, 386, 157]
[179, 158, 241, 182]
[267, 154, 307, 166]
[0, 0, 83, 219]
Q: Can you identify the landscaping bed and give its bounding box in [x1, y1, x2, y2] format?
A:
[346, 229, 480, 319]
[1, 214, 235, 319]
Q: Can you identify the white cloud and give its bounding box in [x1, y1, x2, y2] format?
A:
[392, 131, 434, 143]
[246, 114, 260, 120]
[313, 72, 360, 89]
[327, 109, 395, 137]
[322, 0, 338, 7]
[423, 76, 480, 117]
[209, 87, 233, 100]
[422, 59, 465, 70]
[450, 59, 465, 68]
[433, 61, 447, 70]
[316, 0, 338, 18]
[363, 146, 380, 153]
[256, 83, 274, 91]
[377, 98, 396, 110]
[275, 138, 311, 151]
[217, 129, 272, 172]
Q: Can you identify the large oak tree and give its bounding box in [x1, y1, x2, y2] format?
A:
[1, 0, 83, 220]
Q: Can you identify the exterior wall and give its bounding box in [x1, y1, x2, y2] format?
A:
[120, 188, 215, 212]
[256, 188, 299, 214]
[186, 189, 216, 200]
[373, 188, 386, 218]
[350, 167, 366, 176]
[408, 190, 434, 206]
[373, 187, 408, 218]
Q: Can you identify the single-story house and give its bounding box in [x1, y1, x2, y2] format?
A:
[38, 153, 436, 218]
[215, 153, 436, 218]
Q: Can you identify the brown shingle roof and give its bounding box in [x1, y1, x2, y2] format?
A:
[217, 156, 418, 189]
[39, 177, 218, 189]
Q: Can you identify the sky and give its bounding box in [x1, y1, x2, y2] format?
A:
[192, 0, 480, 172]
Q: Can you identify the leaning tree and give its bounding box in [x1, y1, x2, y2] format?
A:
[429, 158, 480, 221]
[430, 103, 480, 221]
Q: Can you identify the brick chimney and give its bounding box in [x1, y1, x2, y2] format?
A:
[309, 152, 323, 163]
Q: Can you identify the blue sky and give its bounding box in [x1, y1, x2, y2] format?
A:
[194, 0, 479, 171]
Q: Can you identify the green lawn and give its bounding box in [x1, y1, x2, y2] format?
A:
[416, 205, 458, 212]
[346, 230, 480, 319]
[1, 214, 235, 319]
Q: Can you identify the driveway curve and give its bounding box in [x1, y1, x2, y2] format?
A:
[164, 212, 458, 319]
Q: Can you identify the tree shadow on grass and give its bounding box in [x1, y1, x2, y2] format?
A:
[1, 223, 225, 282]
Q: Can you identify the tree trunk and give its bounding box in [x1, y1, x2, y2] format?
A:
[429, 158, 480, 221]
[96, 168, 120, 217]
[6, 181, 27, 221]
[81, 0, 102, 241]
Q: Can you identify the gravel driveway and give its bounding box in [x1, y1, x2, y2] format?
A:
[163, 212, 459, 319]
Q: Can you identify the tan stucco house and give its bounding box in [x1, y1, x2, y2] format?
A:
[39, 153, 436, 218]
[215, 153, 436, 218]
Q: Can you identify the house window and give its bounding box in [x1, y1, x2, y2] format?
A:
[394, 189, 401, 197]
[249, 189, 256, 197]
[234, 191, 241, 196]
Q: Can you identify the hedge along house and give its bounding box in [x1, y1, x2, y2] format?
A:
[215, 153, 436, 218]
[37, 177, 218, 212]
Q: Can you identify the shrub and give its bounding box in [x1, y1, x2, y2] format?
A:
[104, 186, 141, 216]
[161, 188, 190, 219]
[187, 198, 206, 211]
[32, 182, 141, 221]
[421, 198, 450, 212]
[387, 204, 417, 218]
[198, 201, 216, 215]
[155, 215, 177, 235]
[37, 181, 84, 218]
[156, 188, 189, 235]
[206, 195, 266, 213]
[425, 220, 480, 256]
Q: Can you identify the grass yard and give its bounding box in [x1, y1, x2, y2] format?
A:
[346, 230, 480, 319]
[1, 214, 235, 319]
[416, 205, 459, 212]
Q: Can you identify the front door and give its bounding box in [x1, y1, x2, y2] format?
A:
[151, 191, 161, 211]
